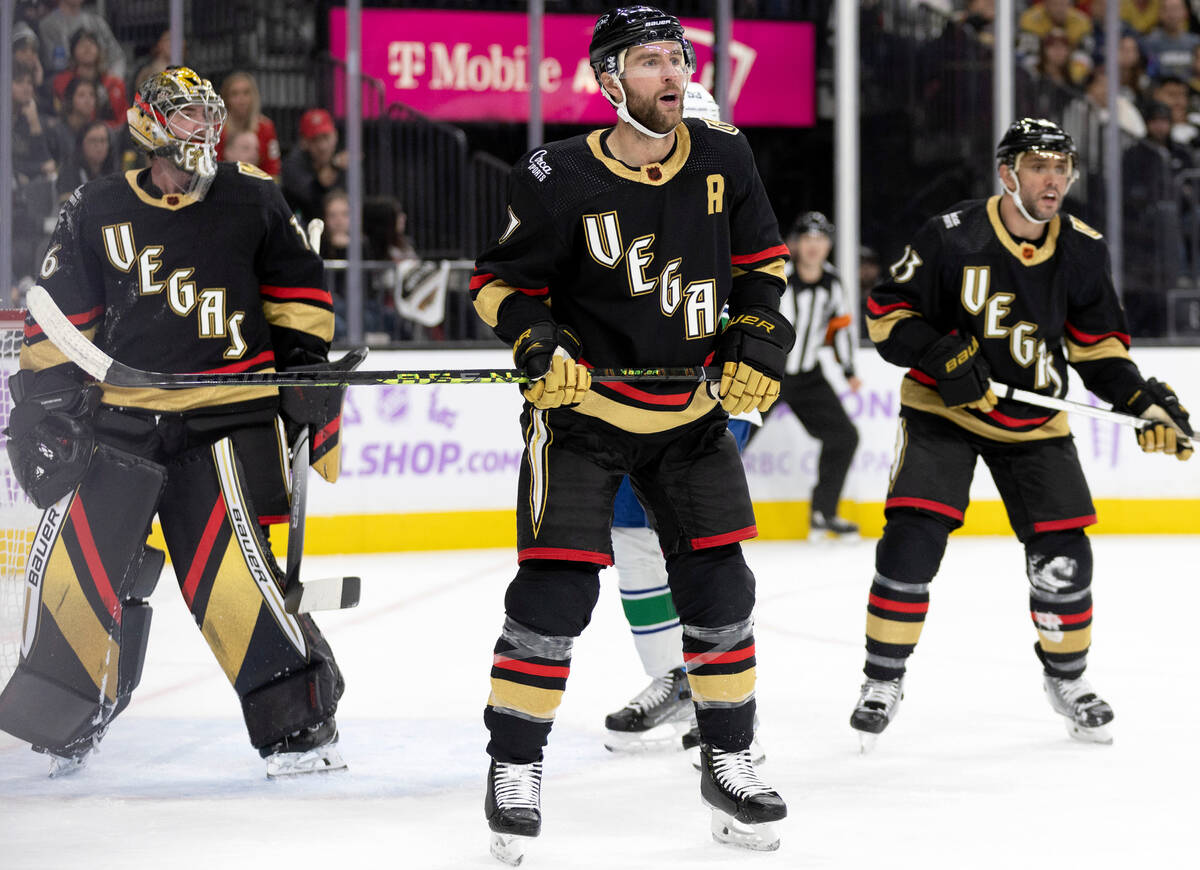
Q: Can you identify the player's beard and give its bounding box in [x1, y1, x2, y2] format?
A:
[626, 85, 682, 136]
[1020, 183, 1062, 223]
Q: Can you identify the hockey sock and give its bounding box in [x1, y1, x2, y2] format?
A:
[863, 572, 930, 681]
[682, 616, 756, 751]
[485, 617, 574, 764]
[1026, 531, 1094, 678]
[612, 526, 683, 677]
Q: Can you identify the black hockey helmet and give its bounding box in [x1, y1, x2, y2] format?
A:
[995, 117, 1078, 169]
[789, 211, 835, 241]
[589, 6, 696, 85]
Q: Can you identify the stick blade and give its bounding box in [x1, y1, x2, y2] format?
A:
[284, 576, 361, 614]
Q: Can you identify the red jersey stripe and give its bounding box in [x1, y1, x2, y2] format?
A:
[1064, 321, 1130, 347]
[469, 272, 495, 291]
[601, 380, 695, 406]
[492, 655, 571, 679]
[25, 304, 104, 339]
[202, 350, 275, 374]
[986, 408, 1052, 427]
[867, 297, 913, 316]
[260, 284, 333, 306]
[731, 244, 788, 265]
[868, 593, 929, 614]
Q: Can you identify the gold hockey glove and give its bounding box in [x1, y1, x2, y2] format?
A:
[918, 334, 997, 413]
[715, 306, 796, 415]
[514, 323, 591, 409]
[1124, 378, 1193, 461]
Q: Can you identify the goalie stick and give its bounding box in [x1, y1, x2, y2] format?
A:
[282, 425, 361, 614]
[27, 285, 717, 388]
[989, 380, 1194, 449]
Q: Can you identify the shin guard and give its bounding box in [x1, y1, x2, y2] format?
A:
[158, 436, 342, 750]
[1027, 530, 1094, 678]
[0, 443, 164, 754]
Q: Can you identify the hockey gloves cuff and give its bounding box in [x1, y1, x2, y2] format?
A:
[4, 368, 101, 508]
[1123, 378, 1193, 461]
[514, 322, 591, 409]
[714, 306, 796, 415]
[919, 334, 997, 413]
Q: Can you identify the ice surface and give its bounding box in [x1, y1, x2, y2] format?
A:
[1, 538, 1195, 869]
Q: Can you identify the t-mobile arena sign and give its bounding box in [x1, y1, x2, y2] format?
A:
[329, 9, 814, 127]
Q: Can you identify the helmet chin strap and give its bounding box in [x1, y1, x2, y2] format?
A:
[606, 77, 673, 140]
[1002, 173, 1049, 226]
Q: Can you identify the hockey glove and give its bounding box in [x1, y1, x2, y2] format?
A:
[513, 322, 591, 409]
[4, 368, 101, 508]
[1122, 378, 1193, 461]
[714, 306, 796, 415]
[278, 347, 368, 483]
[918, 334, 997, 413]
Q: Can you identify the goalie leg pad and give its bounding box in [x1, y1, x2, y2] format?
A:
[157, 436, 343, 751]
[0, 443, 165, 752]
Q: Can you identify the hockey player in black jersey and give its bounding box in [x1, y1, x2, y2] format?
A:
[0, 67, 349, 778]
[851, 118, 1193, 752]
[472, 6, 792, 860]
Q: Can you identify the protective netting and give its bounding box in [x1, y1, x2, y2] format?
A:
[0, 311, 36, 692]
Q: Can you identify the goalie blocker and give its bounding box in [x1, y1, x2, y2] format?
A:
[0, 423, 343, 760]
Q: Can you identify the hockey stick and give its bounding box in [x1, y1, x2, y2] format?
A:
[282, 425, 361, 614]
[989, 380, 1194, 449]
[27, 285, 718, 388]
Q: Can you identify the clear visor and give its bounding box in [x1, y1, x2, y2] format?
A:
[619, 42, 694, 81]
[1014, 149, 1076, 179]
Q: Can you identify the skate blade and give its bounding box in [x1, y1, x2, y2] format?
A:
[265, 745, 348, 779]
[710, 810, 780, 852]
[604, 718, 693, 753]
[490, 832, 531, 866]
[1066, 721, 1113, 745]
[857, 731, 879, 755]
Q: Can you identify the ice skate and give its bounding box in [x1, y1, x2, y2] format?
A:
[486, 758, 542, 866]
[262, 718, 347, 778]
[699, 743, 786, 851]
[1043, 674, 1114, 744]
[850, 676, 904, 753]
[682, 719, 765, 769]
[809, 511, 860, 542]
[603, 667, 693, 752]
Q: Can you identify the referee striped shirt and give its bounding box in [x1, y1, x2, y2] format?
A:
[779, 262, 856, 377]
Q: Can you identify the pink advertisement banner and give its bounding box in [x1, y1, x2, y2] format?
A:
[329, 9, 814, 127]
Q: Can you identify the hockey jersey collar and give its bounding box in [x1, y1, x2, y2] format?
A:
[587, 123, 691, 186]
[125, 169, 201, 211]
[986, 195, 1060, 266]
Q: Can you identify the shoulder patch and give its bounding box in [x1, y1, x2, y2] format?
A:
[236, 162, 273, 181]
[699, 117, 739, 136]
[1068, 215, 1103, 240]
[941, 210, 962, 229]
[527, 149, 553, 182]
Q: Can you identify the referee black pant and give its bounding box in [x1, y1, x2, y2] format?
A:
[756, 369, 859, 518]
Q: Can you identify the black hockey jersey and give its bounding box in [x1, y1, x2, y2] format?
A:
[471, 118, 787, 434]
[24, 162, 332, 414]
[867, 195, 1143, 442]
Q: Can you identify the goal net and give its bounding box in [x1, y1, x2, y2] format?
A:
[0, 310, 37, 695]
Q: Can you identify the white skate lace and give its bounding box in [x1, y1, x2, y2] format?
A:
[625, 674, 675, 713]
[493, 761, 542, 810]
[858, 678, 902, 711]
[710, 748, 774, 799]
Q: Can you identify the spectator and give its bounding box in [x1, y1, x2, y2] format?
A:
[1018, 0, 1094, 57]
[38, 0, 126, 82]
[222, 128, 260, 165]
[1024, 27, 1091, 89]
[281, 108, 348, 225]
[55, 119, 117, 200]
[48, 75, 98, 165]
[216, 71, 281, 177]
[1116, 33, 1151, 105]
[955, 0, 995, 46]
[131, 29, 179, 93]
[1085, 66, 1147, 137]
[13, 21, 53, 114]
[1150, 74, 1200, 144]
[50, 29, 127, 129]
[1121, 0, 1162, 34]
[11, 62, 58, 285]
[1142, 0, 1200, 80]
[1122, 101, 1187, 334]
[318, 190, 396, 342]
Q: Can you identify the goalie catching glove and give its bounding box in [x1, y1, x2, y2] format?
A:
[513, 322, 591, 409]
[919, 333, 997, 413]
[4, 368, 101, 508]
[1122, 378, 1193, 461]
[714, 306, 796, 415]
[278, 347, 368, 482]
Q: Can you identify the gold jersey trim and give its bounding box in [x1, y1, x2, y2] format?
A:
[123, 169, 201, 211]
[1065, 335, 1133, 363]
[572, 382, 718, 434]
[586, 124, 692, 186]
[474, 278, 519, 328]
[901, 378, 1070, 442]
[262, 299, 335, 343]
[867, 307, 920, 344]
[101, 382, 277, 412]
[986, 195, 1061, 266]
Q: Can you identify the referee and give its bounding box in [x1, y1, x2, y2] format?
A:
[769, 211, 862, 540]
